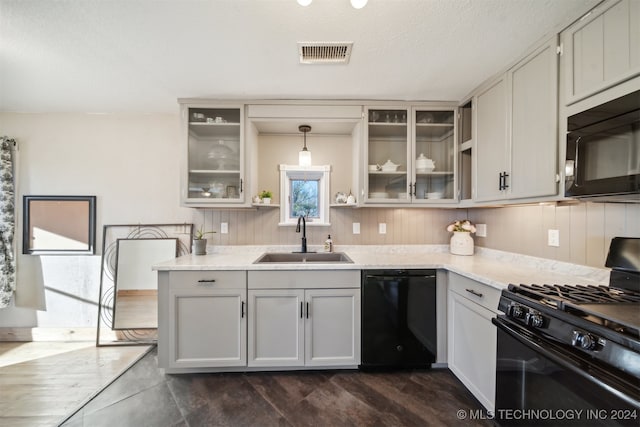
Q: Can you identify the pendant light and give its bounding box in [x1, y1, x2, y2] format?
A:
[298, 125, 312, 167]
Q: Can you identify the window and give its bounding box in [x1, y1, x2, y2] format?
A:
[279, 165, 330, 226]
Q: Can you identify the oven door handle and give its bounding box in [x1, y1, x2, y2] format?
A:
[493, 316, 640, 409]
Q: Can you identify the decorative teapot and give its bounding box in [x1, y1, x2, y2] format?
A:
[380, 159, 400, 171]
[416, 153, 435, 170]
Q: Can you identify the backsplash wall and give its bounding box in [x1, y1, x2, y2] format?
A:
[199, 202, 640, 269]
[468, 202, 640, 269]
[198, 207, 461, 247]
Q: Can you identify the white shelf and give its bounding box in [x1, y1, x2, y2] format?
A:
[330, 203, 358, 208]
[368, 171, 406, 175]
[189, 169, 240, 174]
[251, 203, 279, 208]
[459, 140, 473, 151]
[416, 171, 454, 176]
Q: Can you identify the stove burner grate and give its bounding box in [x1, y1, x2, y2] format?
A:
[509, 283, 640, 307]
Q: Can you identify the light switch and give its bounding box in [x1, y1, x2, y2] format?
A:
[476, 224, 487, 237]
[379, 223, 386, 234]
[352, 222, 360, 234]
[221, 222, 229, 234]
[548, 229, 559, 247]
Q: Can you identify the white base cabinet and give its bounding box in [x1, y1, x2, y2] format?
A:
[247, 270, 361, 369]
[447, 272, 500, 412]
[248, 288, 361, 368]
[163, 271, 247, 370]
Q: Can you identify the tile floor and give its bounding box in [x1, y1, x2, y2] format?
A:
[62, 347, 491, 427]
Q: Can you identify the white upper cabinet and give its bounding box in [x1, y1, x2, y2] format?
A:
[179, 102, 247, 207]
[509, 37, 559, 200]
[364, 105, 457, 204]
[474, 75, 509, 202]
[561, 0, 640, 105]
[474, 37, 559, 202]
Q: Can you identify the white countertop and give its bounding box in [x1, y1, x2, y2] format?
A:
[153, 245, 610, 291]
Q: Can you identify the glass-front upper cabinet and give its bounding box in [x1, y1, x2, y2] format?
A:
[365, 107, 410, 203]
[364, 106, 456, 204]
[412, 108, 456, 202]
[181, 104, 245, 206]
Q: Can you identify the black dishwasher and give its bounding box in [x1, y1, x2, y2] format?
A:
[360, 269, 437, 370]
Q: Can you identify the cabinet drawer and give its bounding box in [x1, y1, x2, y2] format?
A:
[169, 270, 246, 290]
[248, 270, 360, 290]
[448, 272, 501, 313]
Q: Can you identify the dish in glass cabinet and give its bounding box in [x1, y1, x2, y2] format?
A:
[369, 192, 389, 198]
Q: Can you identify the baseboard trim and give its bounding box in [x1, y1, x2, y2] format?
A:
[0, 327, 101, 342]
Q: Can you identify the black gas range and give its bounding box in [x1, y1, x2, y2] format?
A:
[493, 237, 640, 426]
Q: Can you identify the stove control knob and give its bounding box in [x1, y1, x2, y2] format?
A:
[508, 303, 526, 319]
[572, 331, 598, 351]
[525, 311, 544, 328]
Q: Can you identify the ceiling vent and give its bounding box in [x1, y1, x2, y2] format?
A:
[297, 42, 353, 64]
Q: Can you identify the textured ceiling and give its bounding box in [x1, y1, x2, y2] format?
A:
[0, 0, 599, 114]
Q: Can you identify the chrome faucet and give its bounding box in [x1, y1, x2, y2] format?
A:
[295, 215, 307, 253]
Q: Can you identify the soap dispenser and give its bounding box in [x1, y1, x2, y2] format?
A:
[324, 235, 333, 253]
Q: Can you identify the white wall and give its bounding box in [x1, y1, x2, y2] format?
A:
[0, 112, 193, 327]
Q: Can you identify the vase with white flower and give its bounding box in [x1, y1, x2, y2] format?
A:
[446, 219, 476, 255]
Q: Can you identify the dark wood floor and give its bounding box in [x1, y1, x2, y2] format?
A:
[61, 347, 491, 427]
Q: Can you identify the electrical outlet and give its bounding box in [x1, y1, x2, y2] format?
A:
[548, 229, 560, 247]
[220, 222, 228, 234]
[352, 222, 360, 234]
[476, 223, 487, 237]
[379, 223, 386, 234]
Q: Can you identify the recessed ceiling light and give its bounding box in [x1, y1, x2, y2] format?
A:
[297, 0, 312, 6]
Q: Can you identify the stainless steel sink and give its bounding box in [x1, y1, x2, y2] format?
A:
[253, 252, 353, 264]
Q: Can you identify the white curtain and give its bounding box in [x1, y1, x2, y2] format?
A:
[0, 136, 16, 308]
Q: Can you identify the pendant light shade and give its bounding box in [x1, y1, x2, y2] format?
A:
[350, 0, 368, 9]
[298, 125, 312, 166]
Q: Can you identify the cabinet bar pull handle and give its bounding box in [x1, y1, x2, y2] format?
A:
[300, 302, 303, 319]
[197, 279, 216, 283]
[306, 302, 309, 319]
[241, 301, 245, 318]
[503, 172, 509, 189]
[465, 288, 483, 298]
[240, 179, 244, 193]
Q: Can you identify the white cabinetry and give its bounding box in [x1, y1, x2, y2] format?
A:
[364, 106, 457, 204]
[247, 270, 361, 368]
[163, 271, 247, 370]
[474, 37, 558, 202]
[447, 272, 500, 412]
[561, 0, 640, 105]
[179, 102, 246, 206]
[475, 76, 508, 202]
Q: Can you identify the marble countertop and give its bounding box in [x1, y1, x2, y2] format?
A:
[153, 245, 610, 291]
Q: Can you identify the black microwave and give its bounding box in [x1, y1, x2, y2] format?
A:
[565, 90, 640, 202]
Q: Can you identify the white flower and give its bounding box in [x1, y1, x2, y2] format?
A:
[446, 219, 476, 233]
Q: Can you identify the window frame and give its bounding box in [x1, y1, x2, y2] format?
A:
[279, 164, 331, 226]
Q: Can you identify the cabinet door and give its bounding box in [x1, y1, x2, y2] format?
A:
[168, 287, 246, 368]
[413, 109, 456, 202]
[248, 289, 305, 367]
[181, 104, 246, 206]
[447, 290, 496, 412]
[562, 0, 640, 105]
[364, 107, 410, 203]
[509, 37, 559, 199]
[305, 288, 361, 367]
[475, 75, 509, 202]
